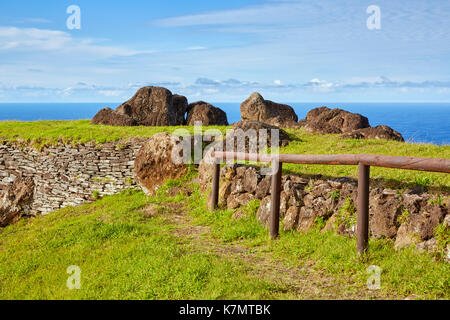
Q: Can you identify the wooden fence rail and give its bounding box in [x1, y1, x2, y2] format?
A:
[210, 151, 450, 255]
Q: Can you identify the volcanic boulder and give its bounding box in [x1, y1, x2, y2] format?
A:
[299, 106, 404, 141]
[225, 120, 292, 153]
[340, 125, 404, 142]
[301, 107, 369, 134]
[133, 132, 190, 195]
[240, 92, 299, 128]
[116, 86, 176, 126]
[91, 108, 138, 126]
[92, 86, 189, 126]
[186, 101, 229, 126]
[173, 94, 189, 125]
[0, 177, 34, 227]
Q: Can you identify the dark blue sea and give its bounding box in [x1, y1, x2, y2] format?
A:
[0, 102, 448, 145]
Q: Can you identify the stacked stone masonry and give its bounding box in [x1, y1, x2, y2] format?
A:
[0, 140, 145, 215]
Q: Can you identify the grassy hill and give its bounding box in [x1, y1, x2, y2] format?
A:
[0, 177, 448, 299]
[0, 120, 448, 189]
[0, 120, 449, 299]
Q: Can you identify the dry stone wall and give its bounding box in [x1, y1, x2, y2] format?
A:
[211, 163, 449, 255]
[0, 139, 145, 215]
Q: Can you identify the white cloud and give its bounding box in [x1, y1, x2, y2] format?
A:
[153, 2, 324, 28]
[0, 26, 145, 57]
[15, 18, 52, 24]
[186, 46, 206, 51]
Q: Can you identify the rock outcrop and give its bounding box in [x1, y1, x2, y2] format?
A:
[240, 92, 299, 128]
[300, 107, 369, 134]
[224, 120, 292, 153]
[186, 101, 228, 126]
[91, 108, 138, 126]
[173, 94, 189, 125]
[340, 125, 404, 142]
[197, 121, 293, 191]
[0, 177, 34, 227]
[92, 86, 189, 126]
[133, 132, 190, 195]
[299, 106, 404, 141]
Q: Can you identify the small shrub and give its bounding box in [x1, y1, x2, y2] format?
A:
[335, 197, 357, 229]
[313, 216, 326, 230]
[414, 176, 434, 189]
[428, 194, 443, 206]
[397, 207, 411, 225]
[126, 177, 133, 186]
[92, 190, 101, 200]
[330, 190, 340, 199]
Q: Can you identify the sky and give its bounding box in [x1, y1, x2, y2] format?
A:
[0, 0, 449, 103]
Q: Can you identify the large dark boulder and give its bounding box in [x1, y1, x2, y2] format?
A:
[0, 177, 34, 227]
[340, 125, 404, 142]
[133, 132, 190, 195]
[240, 92, 299, 128]
[186, 101, 228, 126]
[301, 107, 369, 134]
[92, 86, 189, 127]
[299, 106, 404, 141]
[116, 86, 175, 126]
[91, 108, 138, 126]
[173, 94, 189, 125]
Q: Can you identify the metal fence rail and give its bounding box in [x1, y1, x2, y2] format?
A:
[210, 151, 450, 255]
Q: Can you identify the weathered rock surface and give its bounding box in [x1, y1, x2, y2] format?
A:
[299, 106, 404, 141]
[395, 205, 447, 249]
[240, 93, 299, 128]
[133, 132, 189, 195]
[341, 125, 404, 142]
[257, 196, 272, 227]
[186, 101, 228, 126]
[117, 86, 177, 126]
[0, 177, 34, 227]
[301, 107, 369, 134]
[369, 189, 403, 238]
[225, 120, 292, 153]
[173, 94, 189, 125]
[93, 86, 189, 126]
[91, 108, 138, 126]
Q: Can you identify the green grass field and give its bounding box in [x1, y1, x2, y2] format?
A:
[0, 120, 449, 189]
[0, 177, 448, 300]
[0, 120, 448, 299]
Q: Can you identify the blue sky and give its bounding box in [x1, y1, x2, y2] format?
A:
[0, 0, 449, 102]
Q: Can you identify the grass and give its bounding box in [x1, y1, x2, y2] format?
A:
[0, 189, 284, 299]
[0, 120, 448, 190]
[182, 180, 449, 299]
[279, 128, 450, 190]
[0, 120, 228, 149]
[0, 175, 449, 299]
[0, 121, 448, 299]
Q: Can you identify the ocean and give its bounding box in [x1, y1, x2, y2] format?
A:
[0, 102, 448, 145]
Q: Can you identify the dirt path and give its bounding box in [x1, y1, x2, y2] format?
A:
[154, 200, 396, 300]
